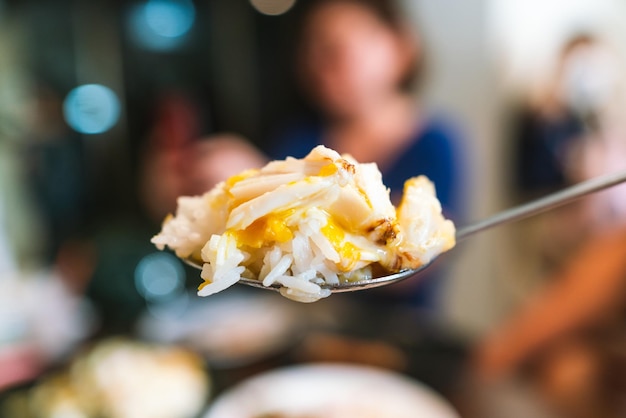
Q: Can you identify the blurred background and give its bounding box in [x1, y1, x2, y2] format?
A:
[2, 0, 626, 417]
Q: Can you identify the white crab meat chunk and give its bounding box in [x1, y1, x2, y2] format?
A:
[395, 176, 456, 268]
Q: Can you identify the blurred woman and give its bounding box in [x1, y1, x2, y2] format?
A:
[475, 32, 626, 418]
[266, 0, 468, 308]
[509, 33, 626, 278]
[268, 0, 467, 220]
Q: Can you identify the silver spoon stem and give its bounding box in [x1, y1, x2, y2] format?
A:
[456, 169, 626, 241]
[183, 169, 626, 295]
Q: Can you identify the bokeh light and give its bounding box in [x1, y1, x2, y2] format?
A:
[128, 0, 195, 51]
[63, 84, 121, 135]
[250, 0, 296, 16]
[134, 252, 185, 302]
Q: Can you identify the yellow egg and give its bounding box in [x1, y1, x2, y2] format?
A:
[225, 169, 259, 189]
[232, 212, 294, 248]
[321, 217, 362, 271]
[318, 162, 338, 177]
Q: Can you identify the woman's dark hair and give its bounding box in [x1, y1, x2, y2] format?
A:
[293, 0, 424, 92]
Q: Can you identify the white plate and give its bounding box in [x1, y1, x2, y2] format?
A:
[137, 291, 301, 367]
[204, 364, 460, 418]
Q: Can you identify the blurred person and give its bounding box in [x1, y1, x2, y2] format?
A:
[473, 36, 626, 402]
[263, 0, 468, 309]
[141, 134, 266, 223]
[529, 32, 626, 210]
[139, 91, 267, 222]
[474, 226, 626, 418]
[512, 33, 624, 196]
[85, 91, 266, 335]
[563, 37, 626, 231]
[512, 35, 593, 196]
[509, 36, 591, 275]
[267, 0, 467, 217]
[509, 33, 625, 278]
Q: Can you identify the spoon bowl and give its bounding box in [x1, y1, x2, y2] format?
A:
[183, 257, 430, 293]
[185, 170, 626, 294]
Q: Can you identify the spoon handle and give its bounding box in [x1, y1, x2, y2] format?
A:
[456, 170, 626, 241]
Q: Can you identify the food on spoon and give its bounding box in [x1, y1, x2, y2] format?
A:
[151, 145, 455, 302]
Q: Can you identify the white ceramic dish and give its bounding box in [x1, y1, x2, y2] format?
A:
[204, 364, 460, 418]
[137, 291, 301, 367]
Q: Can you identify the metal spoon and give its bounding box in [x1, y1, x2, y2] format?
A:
[185, 170, 626, 293]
